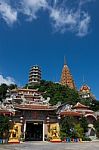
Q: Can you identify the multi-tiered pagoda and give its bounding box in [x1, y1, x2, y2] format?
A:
[60, 58, 75, 89]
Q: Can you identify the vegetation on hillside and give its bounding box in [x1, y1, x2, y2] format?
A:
[27, 80, 80, 105]
[80, 97, 99, 111]
[0, 84, 17, 102]
[0, 80, 99, 111]
[27, 80, 99, 110]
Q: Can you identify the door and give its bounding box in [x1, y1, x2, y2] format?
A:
[25, 121, 43, 141]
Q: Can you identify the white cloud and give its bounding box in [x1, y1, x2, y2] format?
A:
[0, 75, 15, 85]
[0, 0, 17, 25]
[50, 8, 77, 32]
[0, 0, 95, 36]
[20, 0, 92, 36]
[49, 1, 91, 36]
[77, 13, 91, 37]
[21, 0, 47, 20]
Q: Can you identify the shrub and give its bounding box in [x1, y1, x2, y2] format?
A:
[82, 136, 92, 141]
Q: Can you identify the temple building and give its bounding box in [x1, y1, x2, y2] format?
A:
[0, 85, 99, 143]
[3, 88, 50, 106]
[13, 104, 58, 141]
[28, 65, 41, 85]
[79, 84, 96, 101]
[60, 59, 75, 89]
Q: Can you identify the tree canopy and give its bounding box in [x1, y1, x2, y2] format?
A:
[0, 84, 17, 102]
[60, 116, 88, 140]
[94, 119, 99, 138]
[0, 115, 10, 138]
[80, 98, 99, 111]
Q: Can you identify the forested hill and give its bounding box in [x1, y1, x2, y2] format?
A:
[26, 80, 99, 110]
[0, 81, 99, 111]
[27, 80, 80, 105]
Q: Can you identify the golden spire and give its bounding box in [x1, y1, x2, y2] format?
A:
[60, 57, 75, 89]
[64, 56, 66, 65]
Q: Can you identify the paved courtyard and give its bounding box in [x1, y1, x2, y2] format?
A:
[0, 141, 99, 150]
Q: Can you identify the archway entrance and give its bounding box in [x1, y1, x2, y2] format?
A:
[25, 121, 43, 141]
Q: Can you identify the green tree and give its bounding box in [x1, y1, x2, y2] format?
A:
[9, 84, 17, 90]
[60, 116, 88, 140]
[0, 83, 17, 102]
[80, 98, 99, 111]
[94, 119, 99, 138]
[0, 115, 10, 139]
[74, 124, 84, 138]
[89, 101, 99, 111]
[60, 116, 78, 139]
[0, 84, 8, 102]
[79, 116, 88, 133]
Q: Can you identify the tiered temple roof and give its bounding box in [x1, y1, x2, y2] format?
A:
[0, 109, 12, 115]
[73, 102, 94, 114]
[73, 102, 89, 109]
[14, 104, 57, 111]
[60, 111, 81, 116]
[57, 103, 95, 118]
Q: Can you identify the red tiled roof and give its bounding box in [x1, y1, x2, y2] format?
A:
[11, 88, 38, 92]
[60, 111, 81, 116]
[80, 84, 90, 92]
[73, 102, 89, 109]
[0, 109, 12, 115]
[14, 104, 57, 111]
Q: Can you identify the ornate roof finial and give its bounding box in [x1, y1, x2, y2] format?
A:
[64, 56, 66, 65]
[83, 75, 85, 84]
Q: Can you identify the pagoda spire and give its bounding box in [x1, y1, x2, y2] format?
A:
[82, 75, 86, 85]
[60, 58, 75, 89]
[64, 56, 66, 65]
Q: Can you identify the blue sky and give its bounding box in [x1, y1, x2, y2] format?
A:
[0, 0, 99, 99]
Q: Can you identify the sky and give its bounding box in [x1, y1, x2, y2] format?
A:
[0, 0, 99, 99]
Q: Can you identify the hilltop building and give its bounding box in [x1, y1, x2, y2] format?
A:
[4, 88, 50, 105]
[60, 59, 96, 102]
[60, 59, 75, 89]
[28, 65, 41, 85]
[79, 84, 96, 101]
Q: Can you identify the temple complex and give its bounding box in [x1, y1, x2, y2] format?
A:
[0, 61, 98, 143]
[0, 89, 98, 143]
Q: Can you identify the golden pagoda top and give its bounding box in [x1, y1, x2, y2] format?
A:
[60, 58, 75, 89]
